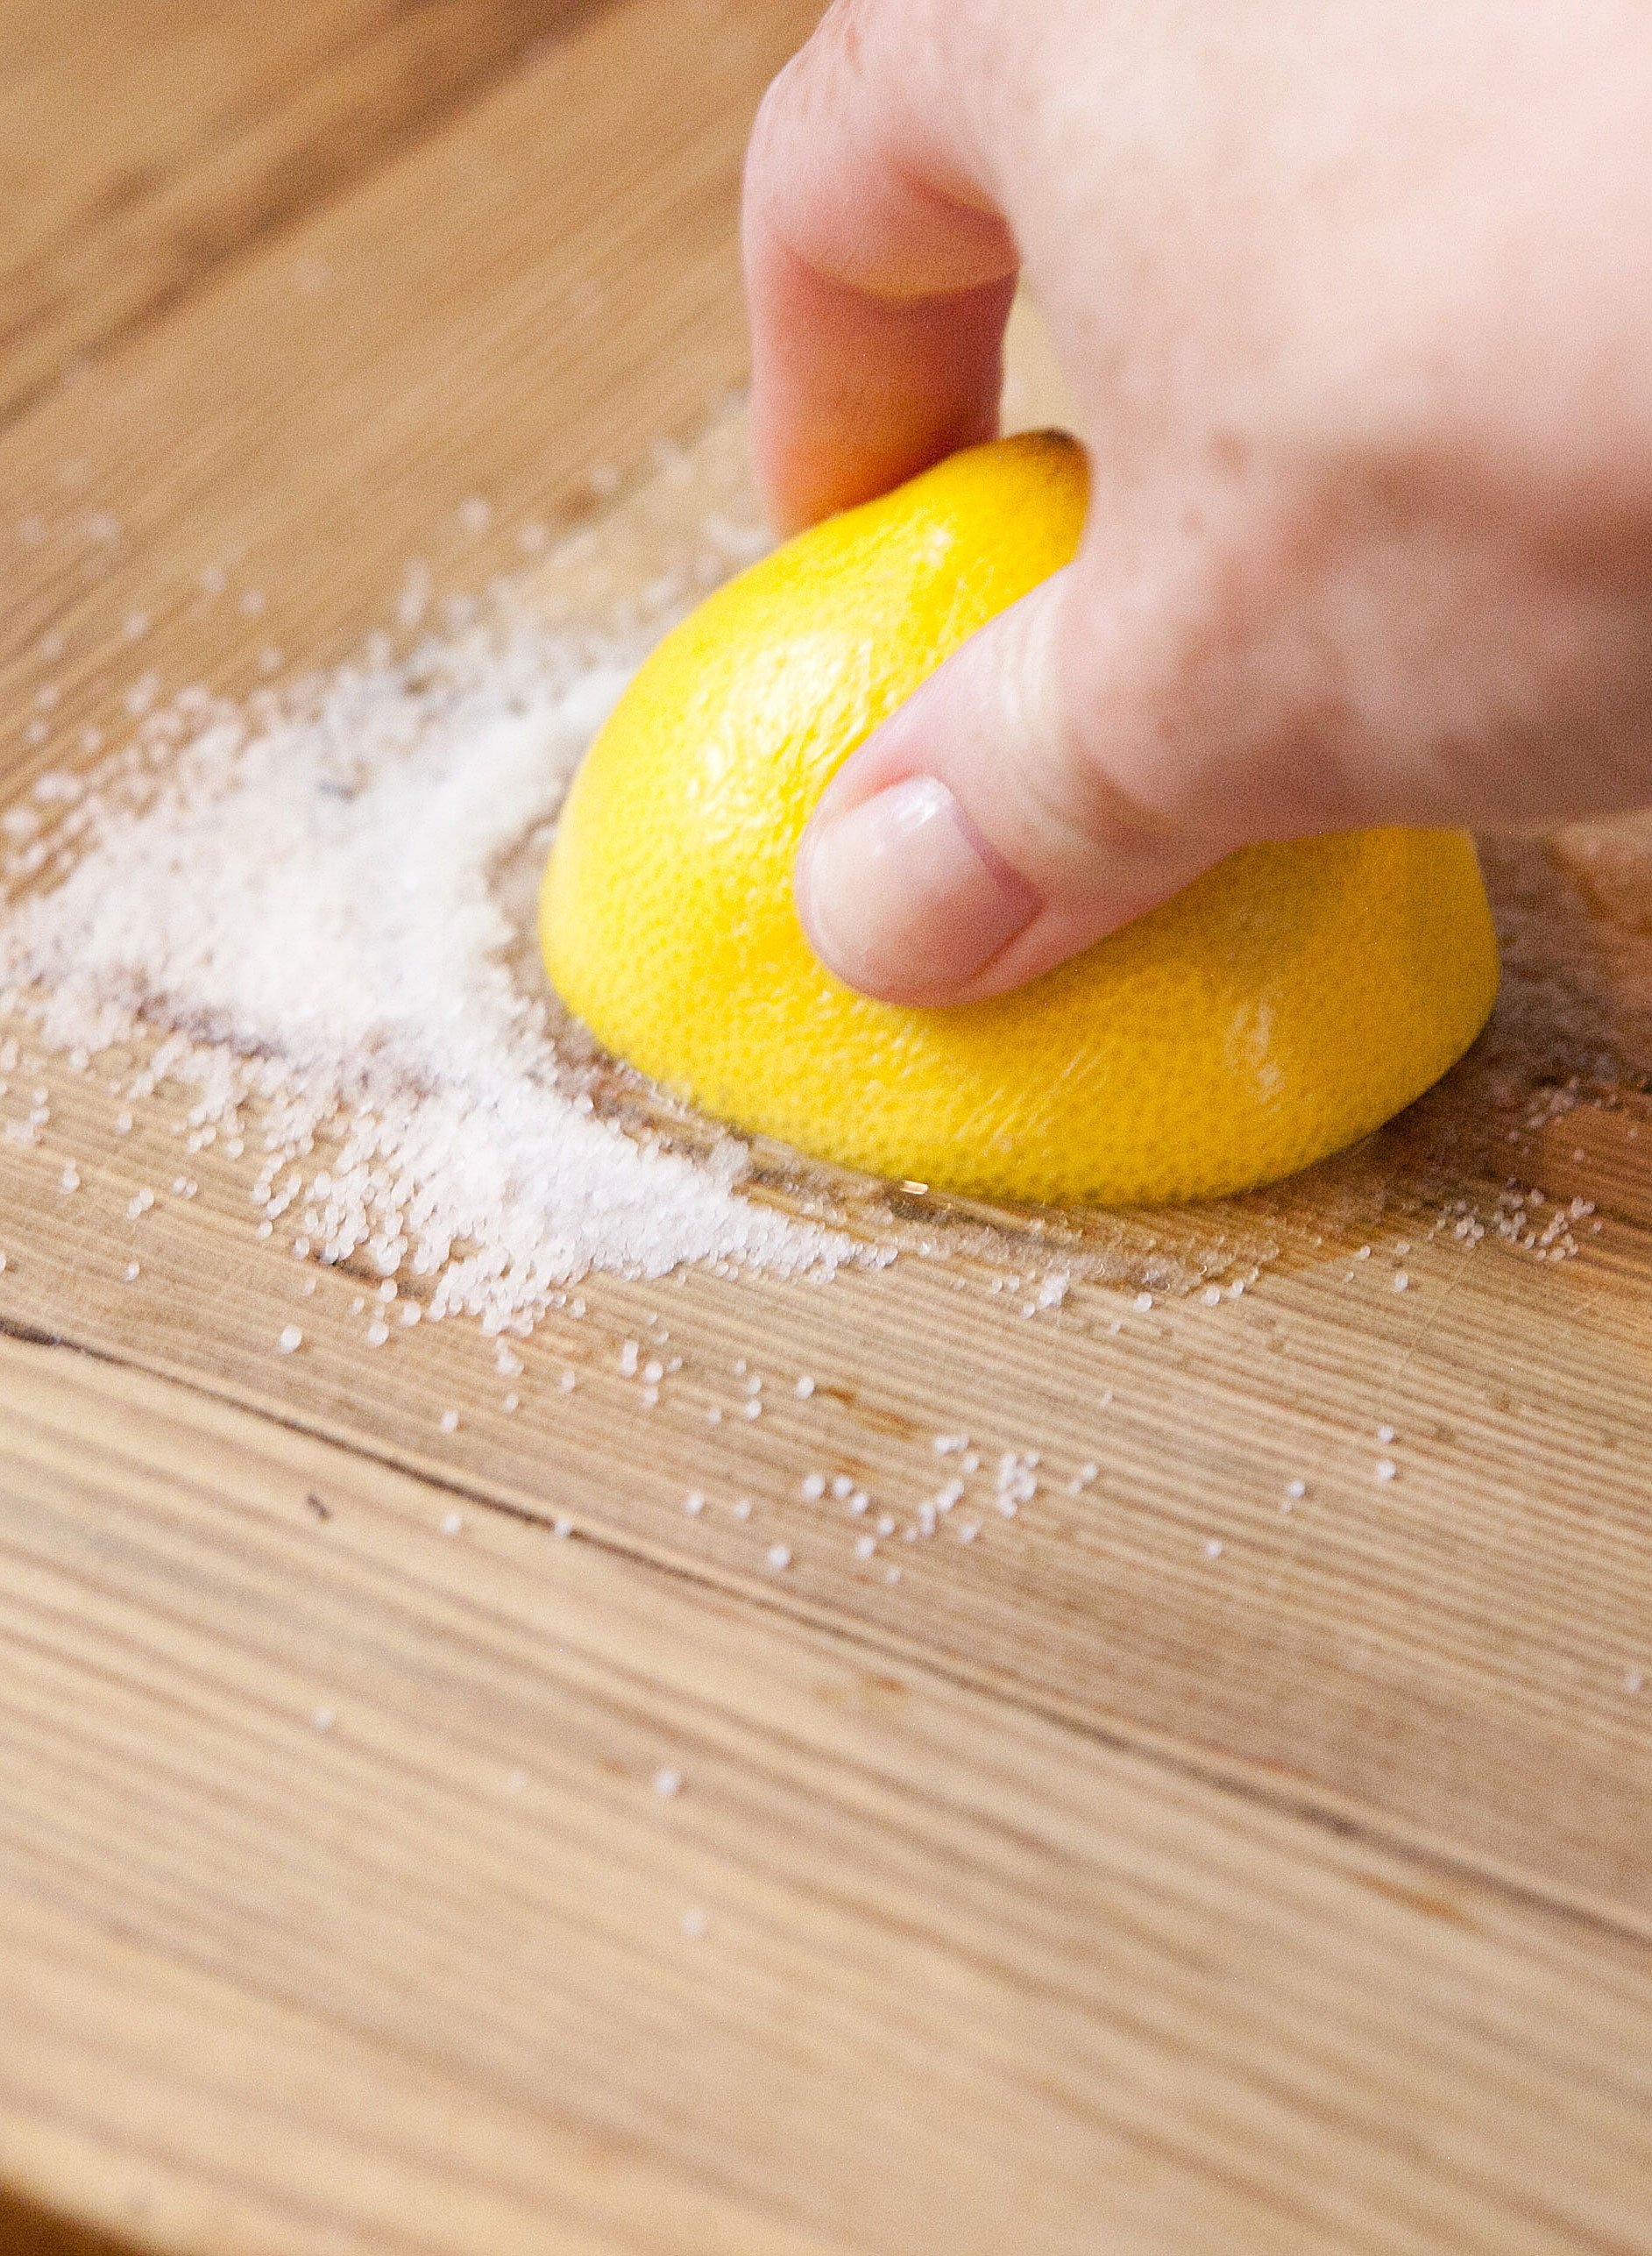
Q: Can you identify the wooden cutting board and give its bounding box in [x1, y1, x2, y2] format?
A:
[1, 4, 1649, 2251]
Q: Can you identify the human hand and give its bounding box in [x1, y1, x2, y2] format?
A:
[743, 0, 1652, 1005]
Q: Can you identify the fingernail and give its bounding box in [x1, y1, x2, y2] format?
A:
[797, 776, 1039, 1001]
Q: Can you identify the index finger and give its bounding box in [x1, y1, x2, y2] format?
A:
[742, 1, 1020, 531]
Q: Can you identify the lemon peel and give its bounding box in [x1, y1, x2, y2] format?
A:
[542, 433, 1499, 1206]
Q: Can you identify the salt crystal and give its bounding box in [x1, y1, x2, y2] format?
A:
[683, 1490, 705, 1515]
[766, 1543, 791, 1571]
[681, 1906, 708, 1940]
[1134, 1292, 1153, 1313]
[854, 1534, 876, 1560]
[1392, 1272, 1410, 1293]
[0, 607, 856, 1335]
[1204, 1537, 1223, 1559]
[1375, 1458, 1397, 1483]
[439, 1408, 459, 1432]
[653, 1767, 683, 1797]
[795, 1374, 815, 1398]
[277, 1324, 302, 1353]
[440, 1510, 464, 1536]
[1376, 1425, 1395, 1444]
[551, 1515, 571, 1537]
[799, 1472, 826, 1501]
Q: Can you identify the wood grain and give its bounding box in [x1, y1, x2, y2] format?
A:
[0, 0, 601, 429]
[3, 1333, 1650, 2256]
[2, 1, 1650, 2248]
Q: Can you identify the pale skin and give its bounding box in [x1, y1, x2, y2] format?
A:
[743, 0, 1652, 1006]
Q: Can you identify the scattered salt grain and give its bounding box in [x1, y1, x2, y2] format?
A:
[684, 1491, 705, 1515]
[799, 1472, 826, 1501]
[124, 1260, 139, 1281]
[854, 1534, 876, 1560]
[795, 1374, 815, 1399]
[438, 1408, 459, 1432]
[766, 1543, 791, 1571]
[1134, 1292, 1154, 1313]
[1202, 1285, 1222, 1307]
[653, 1767, 683, 1797]
[731, 1498, 751, 1521]
[365, 1319, 390, 1345]
[1204, 1537, 1223, 1559]
[0, 609, 856, 1334]
[1375, 1458, 1398, 1483]
[276, 1323, 303, 1354]
[1392, 1272, 1410, 1293]
[551, 1515, 571, 1538]
[312, 1706, 335, 1732]
[440, 1510, 464, 1536]
[1376, 1425, 1395, 1444]
[681, 1906, 708, 1940]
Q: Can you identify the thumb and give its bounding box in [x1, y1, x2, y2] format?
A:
[794, 556, 1258, 1008]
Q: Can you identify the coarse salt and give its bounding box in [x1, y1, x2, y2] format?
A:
[0, 602, 859, 1338]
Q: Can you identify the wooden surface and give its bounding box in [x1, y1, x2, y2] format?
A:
[1, 5, 1650, 2252]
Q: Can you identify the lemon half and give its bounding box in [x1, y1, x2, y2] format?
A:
[542, 434, 1498, 1206]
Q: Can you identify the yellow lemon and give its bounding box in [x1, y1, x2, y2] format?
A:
[542, 433, 1498, 1206]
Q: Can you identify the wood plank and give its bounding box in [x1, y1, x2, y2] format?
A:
[0, 0, 605, 429]
[0, 0, 1648, 1968]
[4, 413, 1651, 1942]
[3, 1332, 1649, 2256]
[2, 13, 1651, 2247]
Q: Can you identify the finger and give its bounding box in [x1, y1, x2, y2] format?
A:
[742, 2, 1019, 530]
